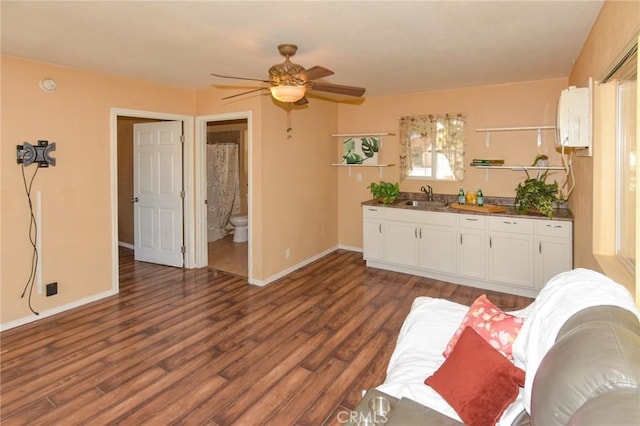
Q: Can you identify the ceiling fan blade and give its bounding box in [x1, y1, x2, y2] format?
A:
[295, 66, 334, 82]
[211, 73, 269, 83]
[309, 82, 366, 97]
[294, 96, 309, 106]
[222, 87, 267, 100]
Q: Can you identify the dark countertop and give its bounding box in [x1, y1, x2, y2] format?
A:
[362, 192, 574, 222]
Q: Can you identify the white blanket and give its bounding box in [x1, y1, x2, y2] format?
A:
[377, 296, 531, 424]
[511, 268, 639, 413]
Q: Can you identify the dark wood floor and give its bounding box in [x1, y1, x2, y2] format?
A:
[1, 248, 533, 425]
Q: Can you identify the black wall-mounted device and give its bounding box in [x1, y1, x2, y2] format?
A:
[17, 140, 56, 167]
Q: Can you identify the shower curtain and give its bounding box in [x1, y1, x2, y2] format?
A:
[207, 143, 241, 242]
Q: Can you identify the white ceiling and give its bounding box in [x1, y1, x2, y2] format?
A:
[1, 1, 603, 98]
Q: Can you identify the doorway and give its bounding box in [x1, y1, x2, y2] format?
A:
[205, 119, 249, 277]
[195, 111, 253, 280]
[109, 108, 195, 292]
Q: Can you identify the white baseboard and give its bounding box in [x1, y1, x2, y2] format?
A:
[118, 241, 134, 250]
[249, 245, 339, 287]
[0, 288, 119, 332]
[338, 244, 362, 253]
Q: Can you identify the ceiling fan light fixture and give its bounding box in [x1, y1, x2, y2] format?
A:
[270, 85, 306, 103]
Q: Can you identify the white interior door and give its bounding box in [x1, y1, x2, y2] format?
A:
[133, 121, 184, 267]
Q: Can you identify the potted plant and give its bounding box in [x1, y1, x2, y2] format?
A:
[514, 170, 559, 217]
[368, 181, 400, 205]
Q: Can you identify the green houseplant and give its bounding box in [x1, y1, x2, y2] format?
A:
[368, 181, 400, 205]
[514, 170, 559, 217]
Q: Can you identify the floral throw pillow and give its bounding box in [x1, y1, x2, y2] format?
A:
[443, 294, 524, 361]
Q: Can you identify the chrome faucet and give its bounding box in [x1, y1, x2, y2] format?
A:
[420, 185, 433, 201]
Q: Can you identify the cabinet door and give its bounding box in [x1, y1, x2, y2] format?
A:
[534, 220, 573, 288]
[458, 229, 487, 280]
[385, 221, 419, 267]
[488, 232, 534, 288]
[536, 237, 572, 288]
[419, 225, 457, 274]
[458, 215, 487, 280]
[363, 219, 384, 261]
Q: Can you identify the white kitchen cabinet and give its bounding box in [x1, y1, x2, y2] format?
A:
[488, 217, 535, 289]
[384, 220, 420, 267]
[362, 206, 385, 261]
[384, 209, 457, 273]
[535, 220, 573, 288]
[458, 215, 487, 280]
[362, 205, 573, 297]
[419, 221, 457, 274]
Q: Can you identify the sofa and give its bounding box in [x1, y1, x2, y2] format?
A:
[367, 268, 640, 425]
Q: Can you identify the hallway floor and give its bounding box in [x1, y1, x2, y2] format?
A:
[208, 234, 248, 277]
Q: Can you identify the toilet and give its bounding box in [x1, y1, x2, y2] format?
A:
[229, 215, 248, 243]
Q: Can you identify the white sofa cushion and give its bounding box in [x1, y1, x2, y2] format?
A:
[377, 296, 531, 424]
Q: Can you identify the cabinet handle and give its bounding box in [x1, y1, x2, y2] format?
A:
[489, 236, 492, 248]
[419, 228, 422, 238]
[503, 220, 514, 225]
[460, 234, 463, 244]
[378, 224, 382, 234]
[465, 218, 478, 222]
[545, 224, 562, 228]
[415, 228, 418, 238]
[539, 242, 542, 253]
[367, 208, 378, 212]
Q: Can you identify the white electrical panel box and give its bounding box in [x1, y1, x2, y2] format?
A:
[557, 85, 592, 151]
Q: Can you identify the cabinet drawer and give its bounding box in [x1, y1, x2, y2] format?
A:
[488, 217, 534, 234]
[363, 206, 385, 218]
[458, 214, 487, 230]
[385, 208, 456, 226]
[535, 220, 572, 238]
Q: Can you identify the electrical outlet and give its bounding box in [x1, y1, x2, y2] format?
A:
[46, 282, 58, 296]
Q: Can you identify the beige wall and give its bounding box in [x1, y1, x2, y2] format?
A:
[257, 97, 339, 279]
[567, 0, 639, 300]
[1, 55, 195, 325]
[336, 78, 567, 248]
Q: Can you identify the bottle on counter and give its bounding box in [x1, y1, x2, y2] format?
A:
[477, 188, 484, 206]
[458, 187, 466, 204]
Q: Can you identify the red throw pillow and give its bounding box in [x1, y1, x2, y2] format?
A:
[426, 326, 525, 426]
[443, 294, 524, 361]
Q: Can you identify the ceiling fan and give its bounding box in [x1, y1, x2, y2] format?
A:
[211, 44, 366, 105]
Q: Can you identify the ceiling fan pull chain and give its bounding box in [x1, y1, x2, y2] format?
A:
[287, 109, 293, 133]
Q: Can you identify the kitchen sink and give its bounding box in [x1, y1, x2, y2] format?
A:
[404, 200, 449, 208]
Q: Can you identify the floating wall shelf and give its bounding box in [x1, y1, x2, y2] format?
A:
[470, 165, 566, 171]
[332, 133, 395, 178]
[471, 164, 567, 182]
[475, 126, 555, 148]
[331, 163, 395, 178]
[331, 132, 395, 137]
[473, 125, 566, 182]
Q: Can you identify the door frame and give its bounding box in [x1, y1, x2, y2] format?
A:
[195, 111, 253, 280]
[110, 108, 195, 292]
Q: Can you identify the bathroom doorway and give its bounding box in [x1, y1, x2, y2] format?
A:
[205, 118, 249, 277]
